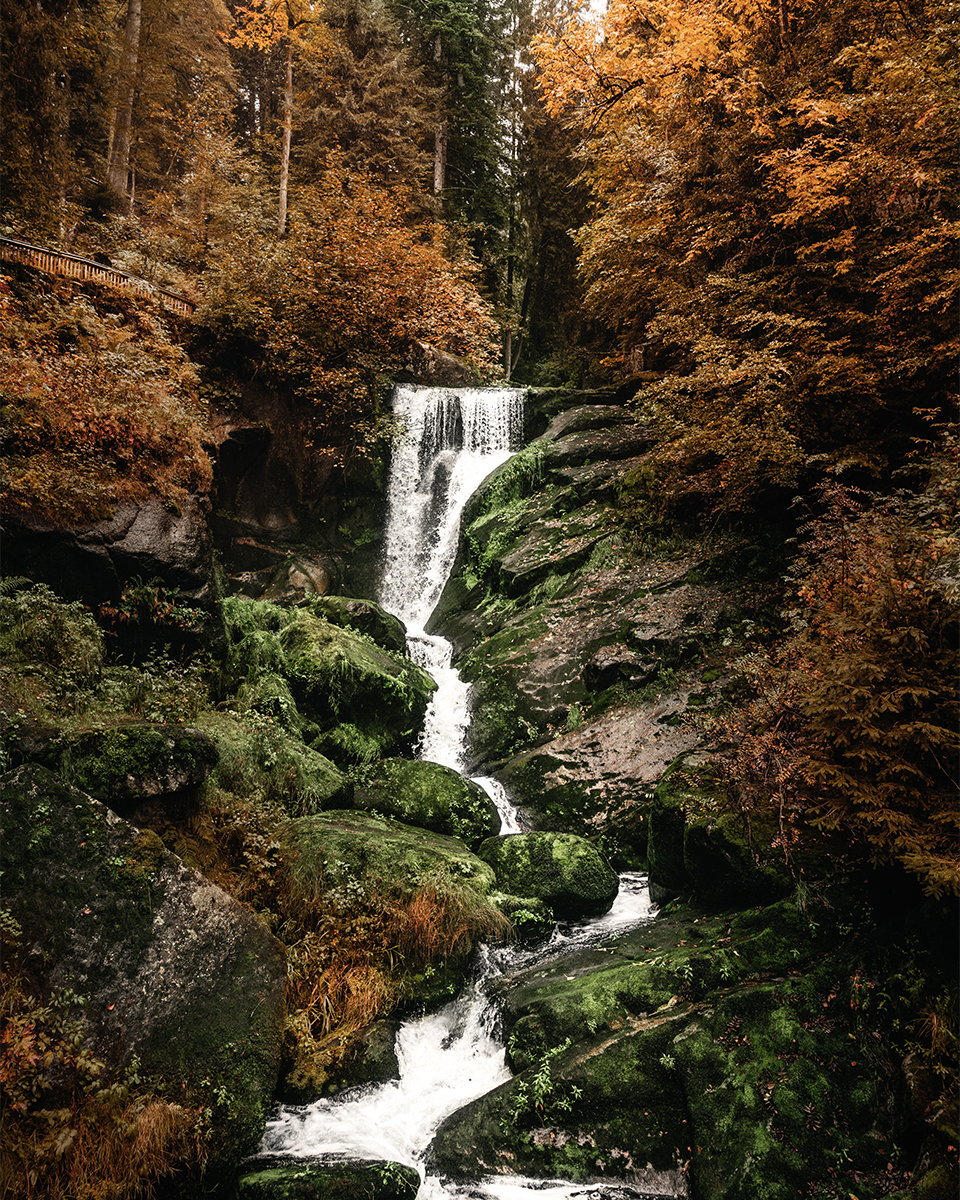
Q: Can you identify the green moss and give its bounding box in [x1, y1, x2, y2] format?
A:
[60, 723, 219, 802]
[235, 1160, 419, 1199]
[478, 831, 618, 918]
[278, 614, 435, 759]
[355, 758, 500, 850]
[196, 710, 351, 816]
[234, 672, 303, 734]
[284, 810, 497, 907]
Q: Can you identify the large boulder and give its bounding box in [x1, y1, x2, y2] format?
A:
[647, 757, 792, 907]
[301, 595, 408, 654]
[434, 894, 907, 1200]
[235, 1157, 419, 1199]
[196, 710, 353, 816]
[59, 722, 219, 824]
[279, 613, 436, 766]
[284, 810, 498, 903]
[2, 497, 218, 609]
[476, 831, 619, 919]
[219, 597, 436, 770]
[352, 758, 500, 850]
[0, 764, 288, 1178]
[427, 1014, 692, 1196]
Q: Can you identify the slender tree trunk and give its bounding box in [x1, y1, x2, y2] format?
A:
[433, 123, 447, 194]
[106, 0, 142, 196]
[433, 33, 446, 196]
[278, 37, 293, 235]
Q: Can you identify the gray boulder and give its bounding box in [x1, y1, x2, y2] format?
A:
[2, 496, 217, 608]
[1, 764, 287, 1177]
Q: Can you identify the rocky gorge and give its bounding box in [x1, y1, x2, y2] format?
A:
[1, 374, 956, 1200]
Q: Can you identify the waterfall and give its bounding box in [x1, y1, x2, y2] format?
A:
[378, 384, 524, 832]
[258, 385, 659, 1198]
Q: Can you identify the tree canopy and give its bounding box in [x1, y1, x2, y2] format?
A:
[533, 0, 958, 513]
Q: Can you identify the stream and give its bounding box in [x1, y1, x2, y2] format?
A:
[259, 386, 660, 1198]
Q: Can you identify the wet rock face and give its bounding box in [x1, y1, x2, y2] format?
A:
[476, 831, 619, 919]
[425, 388, 749, 864]
[499, 702, 700, 861]
[2, 497, 218, 609]
[1, 764, 287, 1173]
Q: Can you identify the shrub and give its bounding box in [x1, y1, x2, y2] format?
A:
[711, 472, 959, 897]
[0, 911, 207, 1200]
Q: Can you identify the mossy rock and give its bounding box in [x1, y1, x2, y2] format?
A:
[352, 757, 500, 850]
[1, 764, 287, 1181]
[234, 672, 304, 735]
[648, 756, 791, 907]
[477, 831, 619, 919]
[279, 614, 436, 761]
[300, 595, 407, 654]
[284, 810, 498, 905]
[487, 886, 910, 1199]
[684, 812, 792, 908]
[676, 968, 900, 1200]
[428, 1014, 690, 1188]
[234, 1158, 419, 1199]
[60, 723, 219, 811]
[197, 710, 352, 816]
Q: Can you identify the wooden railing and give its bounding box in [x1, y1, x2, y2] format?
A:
[0, 236, 195, 317]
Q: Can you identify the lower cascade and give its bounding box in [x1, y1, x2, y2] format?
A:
[257, 385, 660, 1196]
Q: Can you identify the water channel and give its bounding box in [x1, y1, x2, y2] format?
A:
[260, 385, 661, 1198]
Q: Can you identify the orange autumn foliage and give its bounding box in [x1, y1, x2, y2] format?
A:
[1, 280, 211, 525]
[532, 0, 958, 518]
[197, 155, 499, 455]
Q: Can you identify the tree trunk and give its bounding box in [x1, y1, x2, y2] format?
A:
[278, 37, 294, 236]
[432, 34, 446, 196]
[106, 0, 142, 197]
[433, 123, 447, 195]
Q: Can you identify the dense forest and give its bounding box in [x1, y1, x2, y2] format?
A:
[1, 0, 957, 1197]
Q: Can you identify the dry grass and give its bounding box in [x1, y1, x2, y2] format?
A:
[282, 883, 512, 1088]
[1, 1094, 207, 1200]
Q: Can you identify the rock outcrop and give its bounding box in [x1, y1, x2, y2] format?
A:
[2, 497, 219, 609]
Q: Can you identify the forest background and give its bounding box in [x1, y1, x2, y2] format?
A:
[3, 0, 956, 897]
[0, 0, 957, 1195]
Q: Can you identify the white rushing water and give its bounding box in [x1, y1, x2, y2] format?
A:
[260, 385, 660, 1197]
[261, 874, 657, 1197]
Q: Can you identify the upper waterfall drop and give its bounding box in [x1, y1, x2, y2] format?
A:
[377, 385, 524, 796]
[378, 384, 524, 632]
